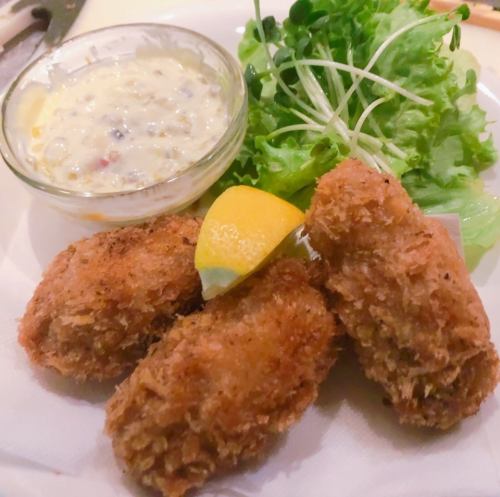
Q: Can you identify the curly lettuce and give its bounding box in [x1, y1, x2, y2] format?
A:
[214, 0, 499, 259]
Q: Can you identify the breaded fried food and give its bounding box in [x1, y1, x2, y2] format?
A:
[106, 258, 338, 497]
[19, 215, 202, 381]
[305, 159, 499, 429]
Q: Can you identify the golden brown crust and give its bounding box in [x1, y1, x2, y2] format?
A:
[105, 258, 338, 497]
[305, 159, 499, 429]
[18, 215, 202, 381]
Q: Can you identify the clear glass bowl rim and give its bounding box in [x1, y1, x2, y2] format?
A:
[0, 22, 247, 199]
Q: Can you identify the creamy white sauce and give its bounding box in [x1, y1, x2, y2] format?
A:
[22, 54, 229, 193]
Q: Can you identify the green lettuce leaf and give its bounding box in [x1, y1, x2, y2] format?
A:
[404, 172, 500, 266]
[214, 0, 499, 260]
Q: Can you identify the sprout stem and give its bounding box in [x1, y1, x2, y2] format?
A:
[290, 108, 319, 125]
[385, 142, 407, 160]
[294, 62, 350, 142]
[351, 97, 387, 151]
[335, 13, 445, 116]
[347, 49, 407, 160]
[317, 43, 349, 123]
[253, 0, 329, 124]
[347, 48, 384, 136]
[373, 152, 395, 175]
[280, 59, 433, 106]
[295, 63, 334, 118]
[355, 147, 381, 172]
[268, 124, 324, 139]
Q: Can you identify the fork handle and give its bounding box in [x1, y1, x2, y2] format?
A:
[0, 0, 40, 52]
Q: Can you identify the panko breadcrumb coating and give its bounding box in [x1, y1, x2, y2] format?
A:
[106, 258, 338, 497]
[305, 159, 499, 429]
[19, 215, 202, 381]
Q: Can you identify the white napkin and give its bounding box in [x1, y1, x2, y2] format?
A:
[0, 163, 107, 476]
[1, 158, 500, 497]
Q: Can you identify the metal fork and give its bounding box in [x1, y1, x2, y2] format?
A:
[0, 0, 85, 54]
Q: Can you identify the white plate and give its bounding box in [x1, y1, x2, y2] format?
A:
[0, 2, 499, 497]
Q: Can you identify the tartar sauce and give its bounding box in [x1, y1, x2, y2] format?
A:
[22, 54, 229, 193]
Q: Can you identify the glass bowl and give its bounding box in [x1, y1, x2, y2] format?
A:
[0, 23, 247, 224]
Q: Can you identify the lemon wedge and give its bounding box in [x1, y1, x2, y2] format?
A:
[195, 186, 305, 299]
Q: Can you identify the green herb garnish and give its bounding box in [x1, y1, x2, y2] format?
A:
[214, 0, 499, 260]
